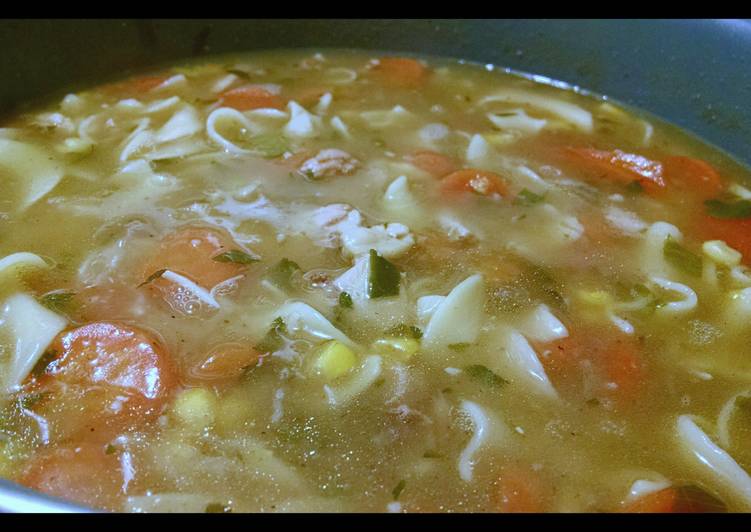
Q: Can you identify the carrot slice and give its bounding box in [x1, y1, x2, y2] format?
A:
[219, 85, 285, 111]
[695, 215, 751, 265]
[142, 226, 249, 291]
[663, 156, 724, 200]
[491, 467, 548, 513]
[371, 57, 429, 88]
[189, 343, 263, 383]
[623, 486, 727, 513]
[409, 150, 458, 178]
[103, 75, 169, 96]
[537, 329, 645, 405]
[44, 322, 177, 408]
[19, 443, 125, 511]
[563, 147, 666, 192]
[441, 169, 510, 199]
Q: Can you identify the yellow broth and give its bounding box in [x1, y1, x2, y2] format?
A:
[0, 50, 750, 513]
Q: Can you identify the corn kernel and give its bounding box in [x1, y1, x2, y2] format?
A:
[703, 240, 742, 267]
[576, 289, 612, 306]
[172, 388, 217, 430]
[313, 340, 357, 380]
[372, 337, 420, 362]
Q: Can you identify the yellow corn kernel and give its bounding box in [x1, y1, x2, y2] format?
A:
[172, 388, 217, 430]
[313, 340, 357, 380]
[703, 240, 742, 267]
[576, 289, 612, 306]
[372, 337, 419, 362]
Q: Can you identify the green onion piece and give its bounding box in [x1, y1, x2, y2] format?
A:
[367, 249, 400, 298]
[384, 324, 423, 339]
[513, 188, 546, 206]
[265, 258, 301, 289]
[705, 199, 751, 219]
[212, 249, 258, 265]
[39, 291, 76, 313]
[664, 236, 702, 277]
[138, 269, 167, 288]
[338, 291, 353, 309]
[391, 479, 406, 500]
[464, 364, 509, 388]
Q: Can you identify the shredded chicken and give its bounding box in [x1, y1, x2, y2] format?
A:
[299, 148, 359, 178]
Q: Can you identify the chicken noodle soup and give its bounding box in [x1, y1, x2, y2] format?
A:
[1, 50, 751, 513]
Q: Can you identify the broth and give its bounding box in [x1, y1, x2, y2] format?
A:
[0, 49, 750, 513]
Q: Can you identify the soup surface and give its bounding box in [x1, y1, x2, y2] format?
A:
[1, 50, 751, 513]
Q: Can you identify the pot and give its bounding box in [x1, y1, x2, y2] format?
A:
[0, 18, 749, 513]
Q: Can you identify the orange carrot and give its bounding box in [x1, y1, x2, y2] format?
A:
[537, 329, 645, 405]
[563, 147, 666, 192]
[408, 150, 458, 178]
[696, 215, 751, 265]
[663, 156, 724, 200]
[103, 75, 169, 96]
[371, 57, 429, 88]
[491, 467, 548, 513]
[20, 443, 126, 511]
[43, 322, 177, 410]
[219, 85, 285, 111]
[142, 226, 250, 291]
[622, 486, 727, 513]
[441, 169, 510, 199]
[189, 343, 263, 383]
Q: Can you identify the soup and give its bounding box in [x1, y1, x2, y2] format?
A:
[0, 49, 750, 513]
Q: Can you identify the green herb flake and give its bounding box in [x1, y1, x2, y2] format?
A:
[423, 450, 444, 459]
[105, 444, 117, 455]
[705, 198, 751, 219]
[39, 291, 76, 313]
[384, 324, 423, 339]
[586, 398, 601, 407]
[138, 268, 167, 288]
[464, 364, 509, 388]
[254, 317, 288, 355]
[338, 291, 353, 309]
[205, 502, 232, 513]
[663, 236, 703, 277]
[513, 188, 546, 206]
[367, 249, 401, 299]
[212, 249, 258, 265]
[265, 258, 301, 290]
[391, 479, 406, 500]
